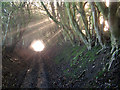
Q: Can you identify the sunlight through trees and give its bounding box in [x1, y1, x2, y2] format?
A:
[1, 0, 120, 70]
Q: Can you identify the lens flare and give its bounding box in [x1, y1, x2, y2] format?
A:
[30, 40, 45, 52]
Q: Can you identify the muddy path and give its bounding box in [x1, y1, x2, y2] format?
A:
[20, 54, 48, 88]
[2, 48, 50, 88]
[2, 43, 120, 88]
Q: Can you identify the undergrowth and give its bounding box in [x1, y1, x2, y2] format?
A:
[54, 45, 101, 79]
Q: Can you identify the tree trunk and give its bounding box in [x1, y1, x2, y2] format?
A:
[109, 2, 120, 53]
[108, 2, 120, 70]
[77, 2, 92, 47]
[2, 11, 12, 47]
[50, 2, 56, 19]
[90, 2, 105, 49]
[65, 2, 91, 50]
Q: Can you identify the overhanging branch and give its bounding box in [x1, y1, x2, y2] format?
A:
[41, 2, 61, 25]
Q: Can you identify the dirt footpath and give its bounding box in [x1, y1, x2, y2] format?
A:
[21, 54, 48, 88]
[2, 48, 49, 88]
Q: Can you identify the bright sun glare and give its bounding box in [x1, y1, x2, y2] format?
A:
[31, 40, 45, 52]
